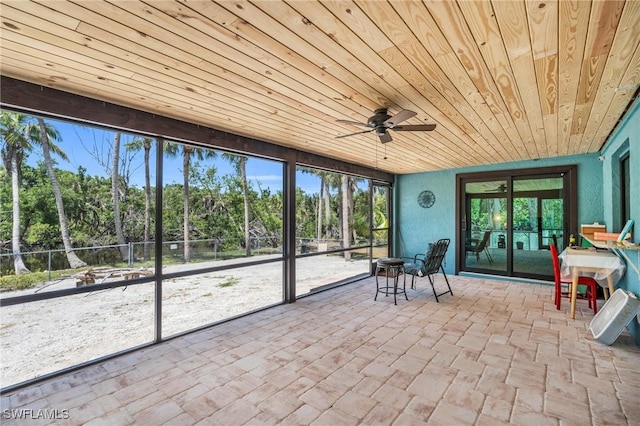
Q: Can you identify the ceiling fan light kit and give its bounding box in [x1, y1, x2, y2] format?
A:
[336, 107, 436, 143]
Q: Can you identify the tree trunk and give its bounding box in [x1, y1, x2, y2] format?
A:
[183, 147, 191, 263]
[10, 152, 29, 274]
[527, 198, 537, 230]
[240, 157, 251, 257]
[317, 176, 323, 243]
[112, 132, 127, 261]
[342, 175, 351, 261]
[323, 179, 331, 239]
[38, 118, 87, 269]
[143, 139, 151, 260]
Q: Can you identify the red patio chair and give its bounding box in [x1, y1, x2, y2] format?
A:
[550, 243, 598, 315]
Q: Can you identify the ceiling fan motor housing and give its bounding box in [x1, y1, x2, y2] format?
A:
[375, 126, 387, 136]
[368, 108, 391, 127]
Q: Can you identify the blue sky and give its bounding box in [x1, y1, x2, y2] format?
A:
[25, 117, 323, 194]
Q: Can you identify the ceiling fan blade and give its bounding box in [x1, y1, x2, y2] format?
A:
[383, 109, 417, 127]
[378, 131, 393, 143]
[335, 129, 373, 139]
[336, 119, 368, 127]
[392, 124, 437, 131]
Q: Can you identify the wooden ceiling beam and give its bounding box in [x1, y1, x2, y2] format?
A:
[0, 76, 394, 183]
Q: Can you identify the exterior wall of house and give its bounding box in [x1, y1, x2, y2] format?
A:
[394, 153, 602, 273]
[600, 96, 640, 344]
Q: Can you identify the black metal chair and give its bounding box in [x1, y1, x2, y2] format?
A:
[402, 238, 452, 302]
[465, 230, 493, 265]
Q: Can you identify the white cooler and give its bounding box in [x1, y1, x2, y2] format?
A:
[589, 289, 640, 345]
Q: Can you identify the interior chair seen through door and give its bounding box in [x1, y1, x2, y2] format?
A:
[402, 238, 452, 302]
[466, 230, 493, 265]
[550, 243, 598, 315]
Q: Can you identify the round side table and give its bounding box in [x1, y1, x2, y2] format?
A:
[375, 258, 408, 305]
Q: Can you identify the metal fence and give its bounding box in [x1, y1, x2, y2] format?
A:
[0, 235, 385, 277]
[0, 237, 282, 278]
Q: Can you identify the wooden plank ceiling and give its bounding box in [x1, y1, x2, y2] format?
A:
[1, 0, 638, 174]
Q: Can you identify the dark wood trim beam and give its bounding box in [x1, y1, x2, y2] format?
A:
[0, 76, 394, 183]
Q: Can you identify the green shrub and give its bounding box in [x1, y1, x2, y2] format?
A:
[0, 272, 49, 291]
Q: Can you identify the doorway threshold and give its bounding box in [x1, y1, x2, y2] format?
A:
[459, 271, 553, 287]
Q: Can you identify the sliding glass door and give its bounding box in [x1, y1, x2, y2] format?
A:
[456, 167, 576, 280]
[462, 180, 508, 273]
[512, 176, 565, 276]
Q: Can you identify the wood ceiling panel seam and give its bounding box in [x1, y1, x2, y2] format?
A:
[527, 0, 558, 158]
[377, 50, 511, 164]
[22, 1, 267, 92]
[283, 0, 418, 90]
[222, 0, 400, 114]
[146, 0, 375, 125]
[0, 55, 336, 151]
[0, 21, 339, 149]
[570, 0, 625, 153]
[0, 5, 142, 77]
[0, 51, 363, 156]
[42, 0, 378, 155]
[270, 0, 496, 165]
[579, 0, 640, 152]
[349, 0, 511, 163]
[258, 0, 468, 155]
[588, 43, 640, 152]
[455, 0, 537, 159]
[534, 54, 559, 157]
[0, 23, 142, 81]
[458, 1, 534, 161]
[251, 0, 490, 164]
[104, 0, 369, 127]
[347, 0, 505, 164]
[557, 0, 591, 156]
[355, 0, 511, 163]
[152, 2, 458, 168]
[21, 0, 496, 171]
[182, 4, 377, 117]
[2, 0, 636, 174]
[204, 1, 388, 118]
[422, 0, 529, 161]
[6, 0, 81, 30]
[492, 0, 547, 159]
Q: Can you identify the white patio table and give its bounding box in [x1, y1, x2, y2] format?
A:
[559, 247, 626, 319]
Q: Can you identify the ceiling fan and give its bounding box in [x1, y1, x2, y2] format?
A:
[335, 108, 436, 143]
[485, 183, 507, 193]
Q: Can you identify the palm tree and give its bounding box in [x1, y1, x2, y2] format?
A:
[164, 142, 217, 262]
[125, 137, 154, 260]
[34, 117, 87, 268]
[223, 153, 251, 256]
[0, 112, 30, 274]
[111, 132, 128, 261]
[341, 175, 353, 261]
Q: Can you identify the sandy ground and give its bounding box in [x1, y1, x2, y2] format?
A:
[0, 254, 370, 388]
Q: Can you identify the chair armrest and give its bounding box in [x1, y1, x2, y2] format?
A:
[400, 256, 426, 266]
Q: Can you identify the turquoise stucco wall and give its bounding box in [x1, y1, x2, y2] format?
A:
[394, 153, 602, 273]
[600, 96, 640, 344]
[395, 96, 639, 345]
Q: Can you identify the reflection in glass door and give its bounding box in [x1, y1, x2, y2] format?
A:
[462, 180, 508, 273]
[512, 177, 564, 276]
[457, 167, 575, 281]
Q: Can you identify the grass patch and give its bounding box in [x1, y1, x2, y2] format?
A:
[0, 270, 72, 292]
[217, 277, 239, 288]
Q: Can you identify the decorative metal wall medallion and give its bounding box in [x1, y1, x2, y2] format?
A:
[417, 190, 435, 208]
